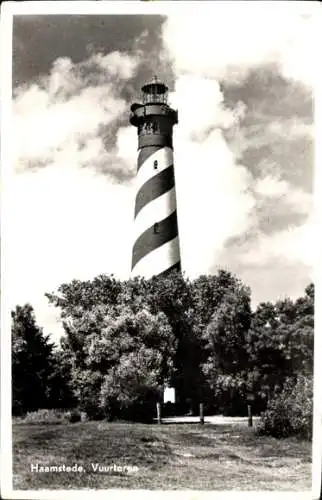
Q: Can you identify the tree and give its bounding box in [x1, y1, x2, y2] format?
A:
[258, 374, 313, 439]
[53, 303, 176, 420]
[282, 283, 314, 375]
[45, 274, 123, 321]
[245, 301, 291, 409]
[141, 271, 202, 411]
[47, 271, 203, 413]
[12, 304, 55, 414]
[200, 274, 252, 415]
[245, 283, 314, 412]
[45, 345, 77, 410]
[96, 308, 178, 421]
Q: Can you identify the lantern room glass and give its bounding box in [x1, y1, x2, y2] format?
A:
[142, 78, 168, 105]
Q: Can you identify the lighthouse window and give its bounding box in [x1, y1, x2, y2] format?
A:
[153, 160, 158, 169]
[154, 223, 159, 234]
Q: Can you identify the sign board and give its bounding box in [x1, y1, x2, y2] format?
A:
[163, 387, 175, 404]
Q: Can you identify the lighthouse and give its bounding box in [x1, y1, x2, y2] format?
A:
[130, 77, 181, 278]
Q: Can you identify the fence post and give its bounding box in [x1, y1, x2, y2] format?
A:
[247, 404, 253, 427]
[156, 402, 162, 424]
[199, 403, 204, 425]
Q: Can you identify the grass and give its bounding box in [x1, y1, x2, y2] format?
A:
[12, 420, 312, 490]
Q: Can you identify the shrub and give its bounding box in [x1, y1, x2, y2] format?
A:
[15, 408, 84, 425]
[80, 411, 89, 422]
[72, 369, 104, 420]
[63, 409, 81, 423]
[207, 373, 248, 416]
[18, 408, 65, 425]
[258, 374, 313, 439]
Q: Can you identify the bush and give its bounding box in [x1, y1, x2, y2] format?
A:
[98, 393, 157, 423]
[258, 375, 313, 439]
[63, 409, 81, 423]
[80, 411, 89, 422]
[14, 408, 84, 425]
[208, 374, 248, 416]
[17, 408, 65, 425]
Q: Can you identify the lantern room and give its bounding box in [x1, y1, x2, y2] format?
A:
[141, 76, 168, 105]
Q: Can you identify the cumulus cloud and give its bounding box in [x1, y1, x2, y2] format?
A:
[239, 215, 315, 269]
[115, 125, 138, 173]
[169, 75, 246, 139]
[162, 4, 316, 86]
[14, 84, 125, 165]
[254, 175, 313, 214]
[165, 75, 255, 276]
[267, 119, 314, 139]
[13, 50, 139, 173]
[161, 6, 314, 284]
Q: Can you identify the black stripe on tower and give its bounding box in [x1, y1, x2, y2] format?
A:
[135, 165, 175, 218]
[132, 211, 179, 269]
[158, 262, 181, 277]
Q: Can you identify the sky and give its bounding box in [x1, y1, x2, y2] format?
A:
[8, 2, 318, 341]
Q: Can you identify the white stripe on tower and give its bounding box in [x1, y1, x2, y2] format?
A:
[135, 146, 173, 193]
[133, 186, 177, 243]
[132, 237, 180, 279]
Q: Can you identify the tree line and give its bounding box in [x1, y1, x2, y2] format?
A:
[12, 270, 314, 435]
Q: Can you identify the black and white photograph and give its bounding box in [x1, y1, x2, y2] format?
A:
[1, 1, 321, 498]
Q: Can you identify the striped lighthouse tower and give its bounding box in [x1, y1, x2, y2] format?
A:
[130, 77, 181, 278]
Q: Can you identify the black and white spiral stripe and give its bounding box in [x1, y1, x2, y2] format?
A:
[131, 145, 181, 278]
